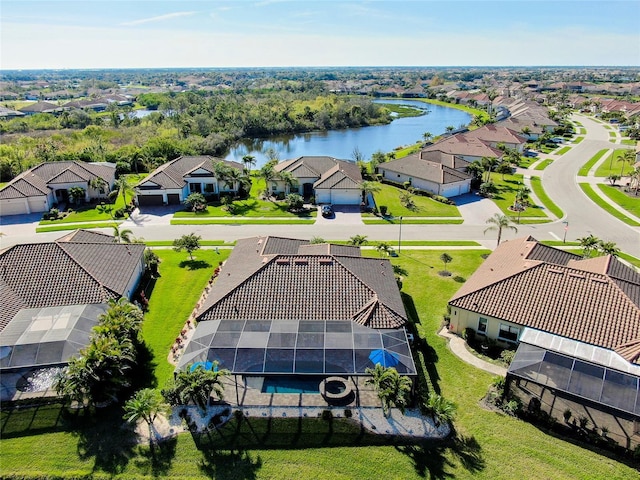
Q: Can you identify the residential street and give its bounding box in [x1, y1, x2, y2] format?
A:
[1, 113, 638, 257]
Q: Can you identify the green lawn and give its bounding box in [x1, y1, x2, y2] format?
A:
[530, 176, 564, 219]
[2, 249, 639, 479]
[174, 177, 316, 219]
[486, 173, 548, 219]
[609, 131, 617, 138]
[36, 222, 120, 233]
[368, 183, 460, 218]
[39, 195, 129, 224]
[142, 249, 231, 387]
[394, 142, 423, 159]
[534, 159, 553, 171]
[172, 218, 316, 225]
[621, 139, 636, 146]
[595, 149, 635, 178]
[597, 184, 640, 219]
[579, 183, 640, 227]
[573, 137, 584, 144]
[578, 149, 608, 176]
[556, 146, 571, 155]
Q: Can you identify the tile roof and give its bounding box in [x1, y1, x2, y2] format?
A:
[462, 125, 527, 145]
[449, 237, 640, 363]
[380, 154, 471, 185]
[56, 229, 116, 244]
[138, 156, 243, 190]
[0, 232, 144, 332]
[275, 156, 362, 188]
[197, 236, 406, 329]
[298, 243, 361, 257]
[0, 161, 116, 199]
[423, 134, 503, 159]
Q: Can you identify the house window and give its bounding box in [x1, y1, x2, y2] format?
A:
[204, 183, 215, 193]
[498, 324, 520, 342]
[477, 318, 488, 335]
[271, 182, 278, 192]
[189, 183, 201, 193]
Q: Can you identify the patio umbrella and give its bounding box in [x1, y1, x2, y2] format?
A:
[190, 361, 213, 372]
[368, 349, 400, 368]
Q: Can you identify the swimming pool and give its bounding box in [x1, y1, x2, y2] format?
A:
[261, 376, 321, 394]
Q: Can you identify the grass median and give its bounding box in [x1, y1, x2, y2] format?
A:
[579, 183, 640, 227]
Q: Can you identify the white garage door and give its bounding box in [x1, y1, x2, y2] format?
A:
[28, 196, 49, 213]
[0, 199, 28, 216]
[330, 189, 360, 205]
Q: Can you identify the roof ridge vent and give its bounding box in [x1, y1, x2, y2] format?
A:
[568, 272, 585, 279]
[276, 259, 290, 265]
[548, 268, 564, 274]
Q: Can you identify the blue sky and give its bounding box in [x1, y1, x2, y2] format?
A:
[2, 1, 639, 69]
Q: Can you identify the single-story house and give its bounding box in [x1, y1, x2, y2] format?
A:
[377, 150, 472, 198]
[496, 117, 547, 141]
[18, 101, 64, 115]
[273, 156, 363, 205]
[135, 156, 244, 207]
[448, 237, 640, 449]
[0, 106, 25, 119]
[178, 236, 415, 404]
[462, 125, 527, 153]
[0, 161, 115, 216]
[0, 230, 146, 401]
[422, 134, 504, 163]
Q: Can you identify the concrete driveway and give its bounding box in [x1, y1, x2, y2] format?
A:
[314, 205, 363, 225]
[455, 193, 503, 224]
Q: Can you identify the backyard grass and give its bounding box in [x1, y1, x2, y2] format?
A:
[579, 183, 640, 227]
[534, 159, 553, 170]
[2, 249, 639, 479]
[368, 183, 461, 218]
[530, 176, 564, 219]
[578, 149, 608, 176]
[486, 172, 548, 219]
[418, 98, 489, 122]
[142, 249, 231, 387]
[595, 149, 634, 178]
[597, 184, 640, 218]
[394, 142, 423, 159]
[556, 146, 571, 155]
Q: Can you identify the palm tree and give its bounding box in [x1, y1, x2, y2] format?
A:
[445, 125, 455, 134]
[481, 156, 500, 183]
[361, 180, 381, 204]
[578, 234, 600, 258]
[520, 126, 532, 139]
[279, 170, 299, 194]
[424, 392, 457, 427]
[112, 177, 135, 206]
[465, 161, 484, 183]
[163, 363, 229, 412]
[484, 213, 518, 247]
[123, 388, 169, 444]
[598, 240, 620, 257]
[629, 166, 640, 195]
[422, 131, 433, 143]
[89, 176, 108, 195]
[112, 225, 133, 243]
[376, 242, 392, 257]
[241, 155, 256, 175]
[365, 364, 412, 417]
[259, 160, 278, 197]
[619, 149, 636, 178]
[348, 235, 368, 246]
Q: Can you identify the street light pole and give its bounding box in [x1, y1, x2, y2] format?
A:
[562, 220, 569, 243]
[398, 216, 403, 254]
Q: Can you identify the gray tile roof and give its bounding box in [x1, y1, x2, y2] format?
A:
[139, 156, 243, 190]
[275, 156, 362, 188]
[0, 161, 115, 200]
[298, 244, 361, 257]
[380, 154, 471, 185]
[197, 237, 406, 330]
[0, 233, 144, 332]
[56, 229, 116, 244]
[449, 237, 640, 363]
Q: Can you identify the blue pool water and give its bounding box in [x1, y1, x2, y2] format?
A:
[262, 376, 321, 394]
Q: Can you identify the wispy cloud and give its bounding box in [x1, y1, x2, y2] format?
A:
[120, 11, 196, 27]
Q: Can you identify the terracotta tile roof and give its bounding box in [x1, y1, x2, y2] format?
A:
[0, 234, 144, 332]
[197, 237, 406, 330]
[449, 237, 640, 363]
[423, 134, 503, 159]
[462, 125, 527, 145]
[138, 156, 243, 190]
[419, 151, 471, 170]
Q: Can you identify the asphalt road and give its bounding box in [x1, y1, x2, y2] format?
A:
[1, 114, 638, 257]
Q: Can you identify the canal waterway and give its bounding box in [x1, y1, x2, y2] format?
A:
[224, 99, 471, 167]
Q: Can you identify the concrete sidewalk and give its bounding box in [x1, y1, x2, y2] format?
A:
[438, 327, 507, 377]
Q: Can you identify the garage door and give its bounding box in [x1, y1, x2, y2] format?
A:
[330, 189, 360, 205]
[28, 196, 49, 213]
[137, 194, 164, 206]
[167, 194, 181, 205]
[0, 199, 28, 216]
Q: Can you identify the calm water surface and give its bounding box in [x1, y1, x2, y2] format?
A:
[224, 99, 471, 167]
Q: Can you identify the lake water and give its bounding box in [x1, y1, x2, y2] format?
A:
[224, 99, 471, 167]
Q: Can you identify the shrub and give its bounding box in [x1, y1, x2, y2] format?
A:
[114, 207, 127, 218]
[344, 409, 352, 418]
[503, 399, 521, 416]
[379, 205, 388, 216]
[285, 193, 304, 211]
[462, 327, 475, 344]
[321, 409, 333, 421]
[563, 408, 572, 423]
[499, 349, 516, 366]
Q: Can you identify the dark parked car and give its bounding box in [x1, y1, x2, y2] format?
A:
[321, 205, 334, 218]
